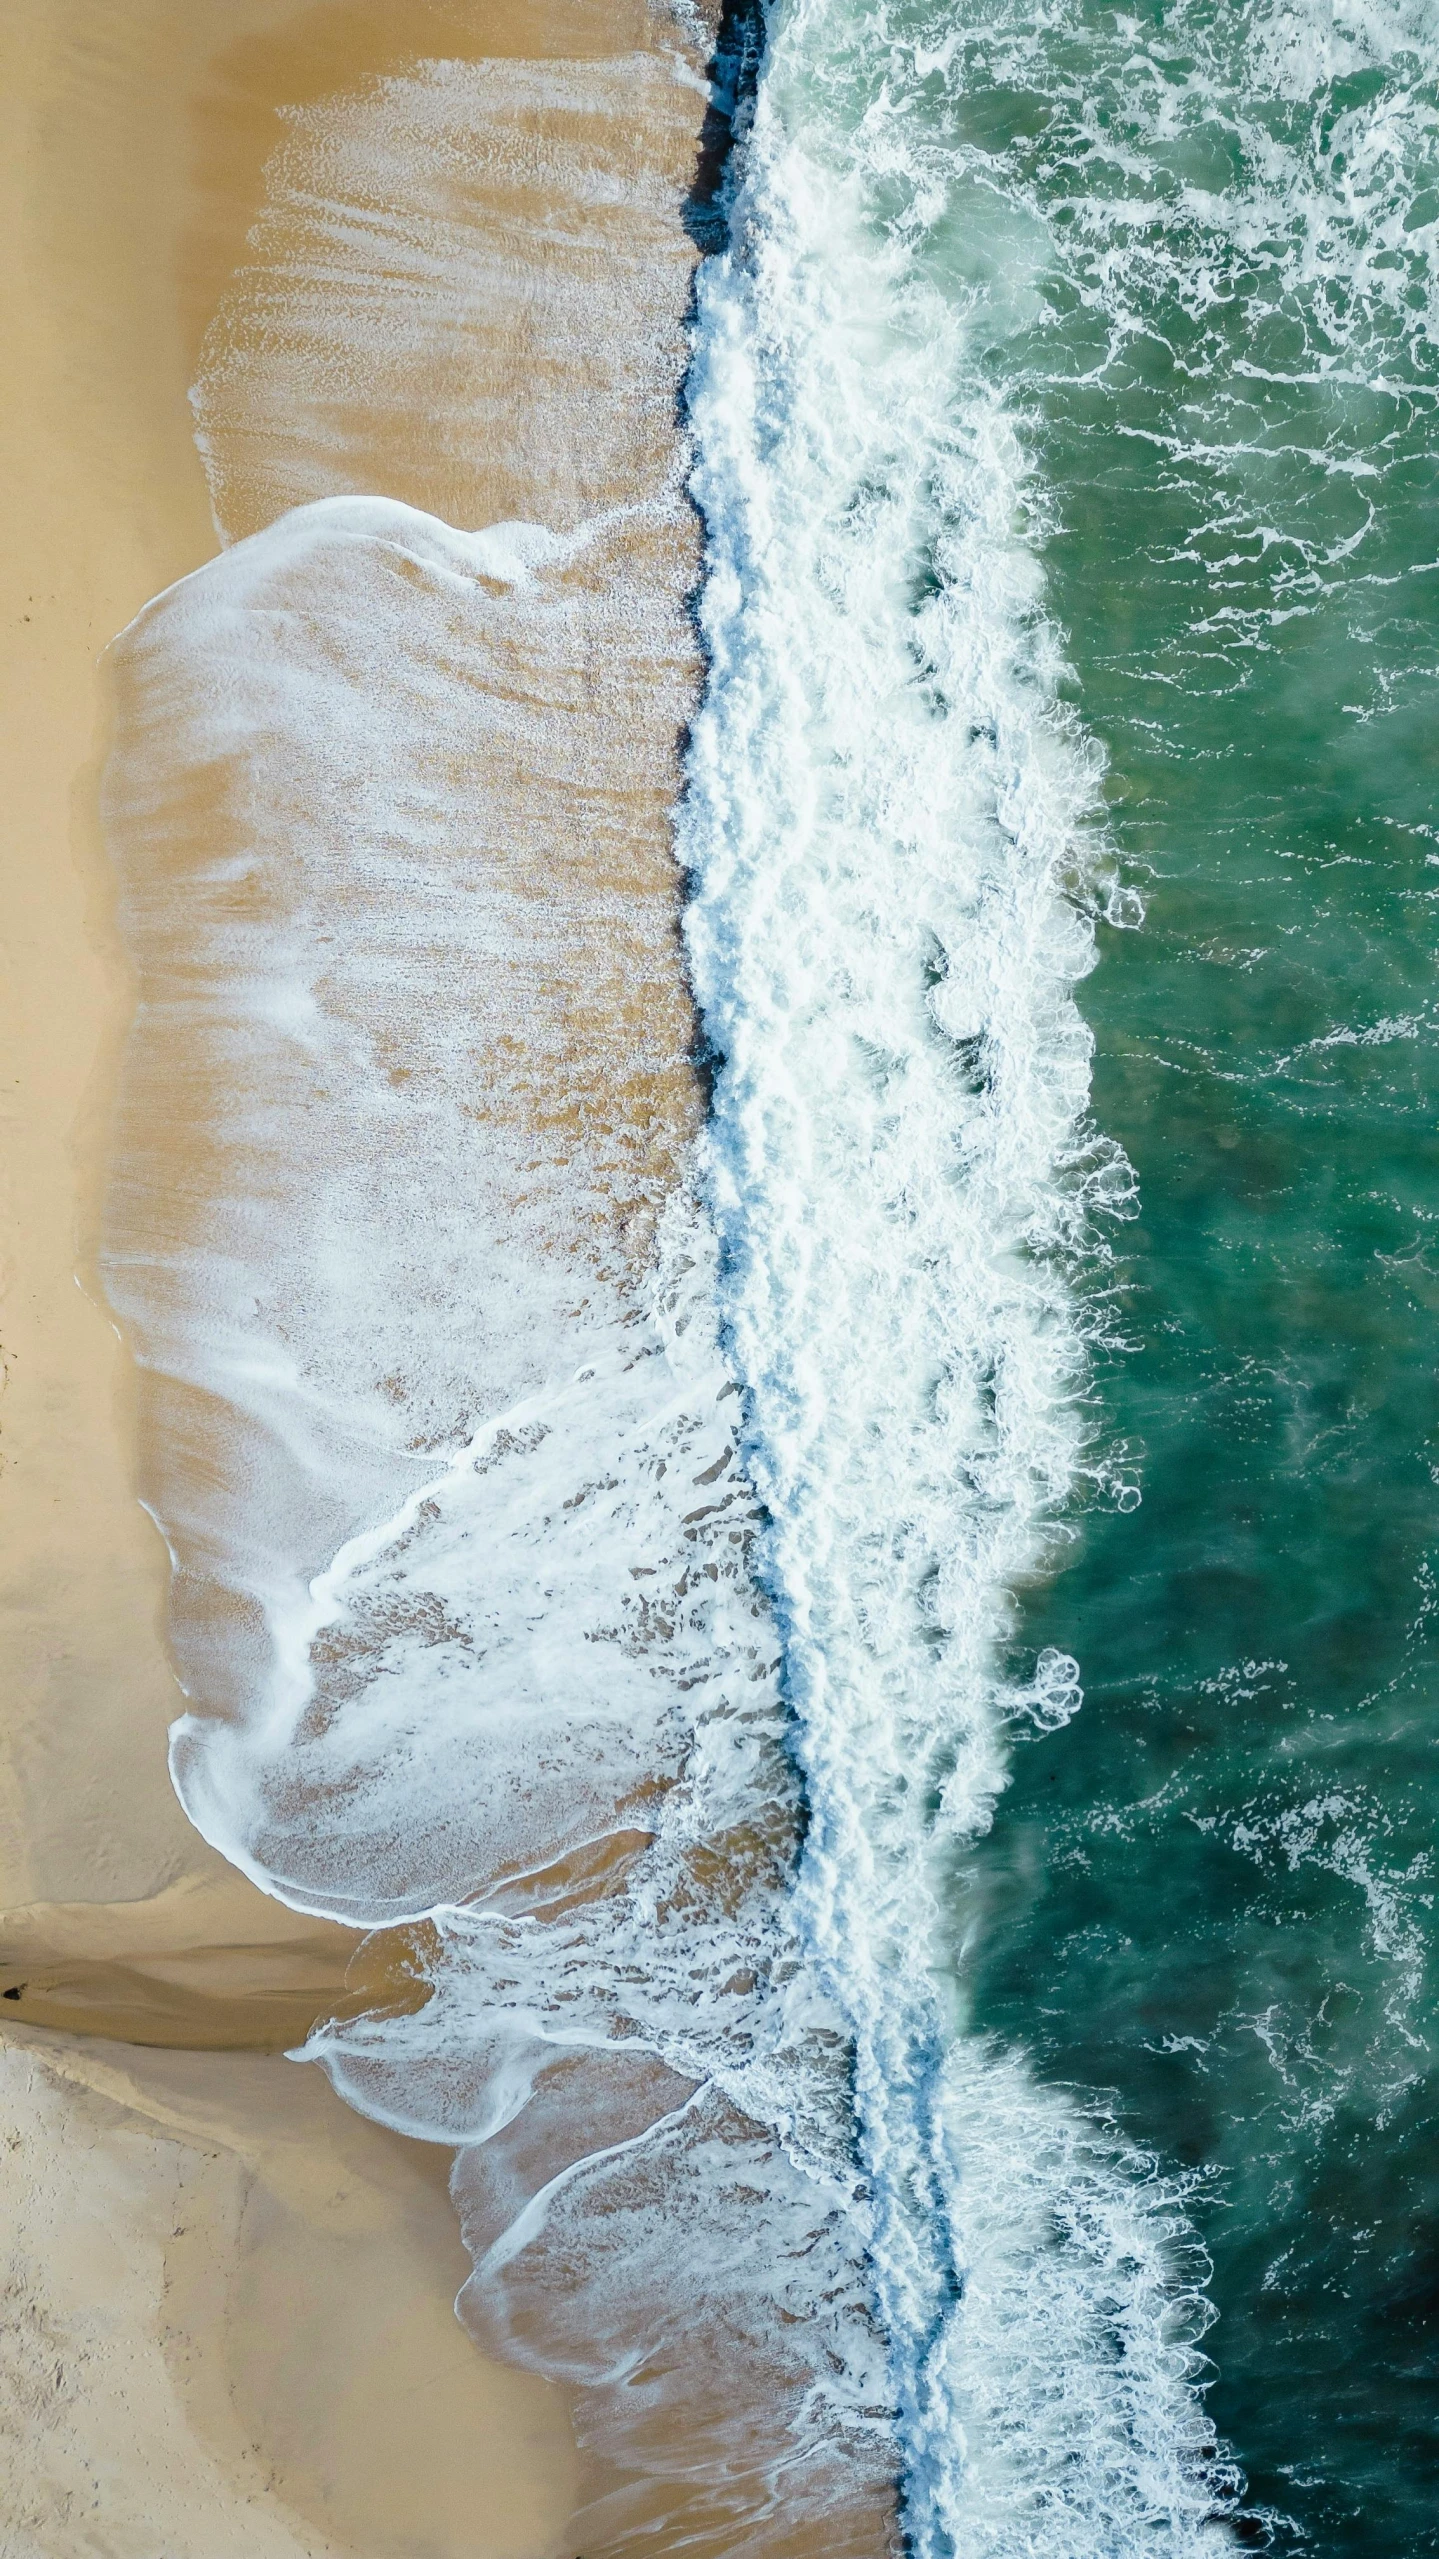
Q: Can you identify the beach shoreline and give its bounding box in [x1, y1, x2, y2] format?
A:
[1, 0, 719, 2543]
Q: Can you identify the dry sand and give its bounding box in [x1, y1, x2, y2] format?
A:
[0, 2021, 576, 2558]
[0, 0, 716, 2546]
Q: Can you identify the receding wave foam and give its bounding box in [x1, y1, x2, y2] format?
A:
[103, 484, 897, 2532]
[103, 492, 697, 1731]
[230, 1197, 899, 2549]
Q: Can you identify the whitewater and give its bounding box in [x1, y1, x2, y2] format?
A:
[677, 6, 1240, 2547]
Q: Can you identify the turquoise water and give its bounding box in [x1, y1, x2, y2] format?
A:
[881, 2, 1439, 2545]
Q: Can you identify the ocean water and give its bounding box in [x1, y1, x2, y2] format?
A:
[100, 1, 1438, 2551]
[904, 3, 1439, 2547]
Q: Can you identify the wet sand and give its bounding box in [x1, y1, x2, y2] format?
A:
[104, 22, 712, 1748]
[0, 0, 714, 2543]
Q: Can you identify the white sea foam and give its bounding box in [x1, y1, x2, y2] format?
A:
[664, 1, 1439, 2537]
[879, 0, 1439, 693]
[226, 1198, 899, 2540]
[676, 7, 1240, 2549]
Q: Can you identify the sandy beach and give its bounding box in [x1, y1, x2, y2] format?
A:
[0, 0, 715, 2544]
[9, 0, 1386, 2542]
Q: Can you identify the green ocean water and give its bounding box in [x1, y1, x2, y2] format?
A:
[883, 2, 1439, 2545]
